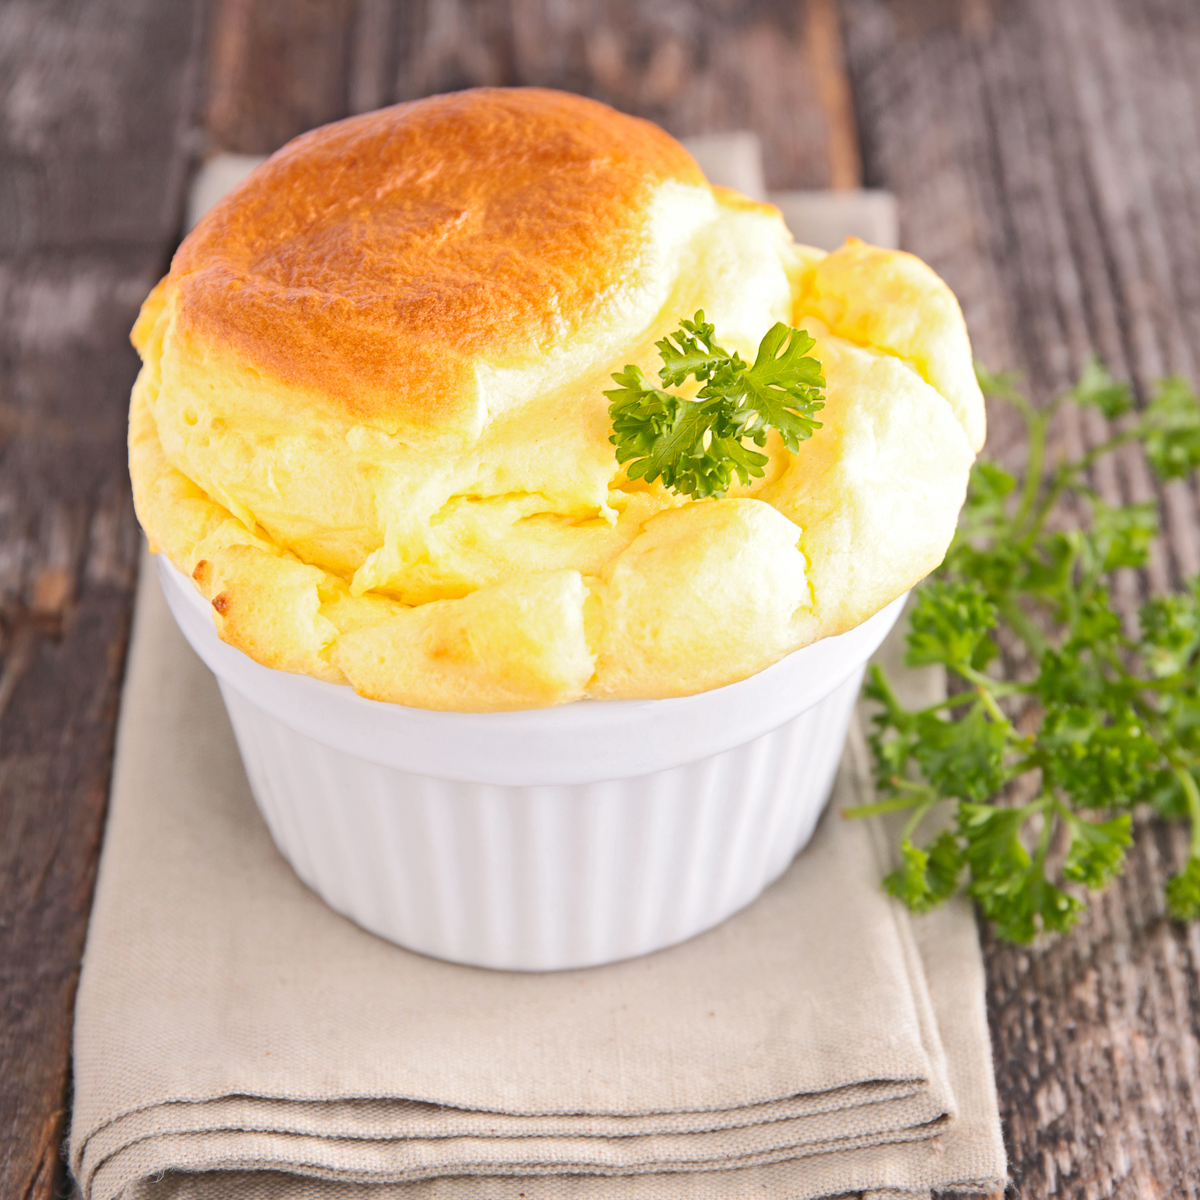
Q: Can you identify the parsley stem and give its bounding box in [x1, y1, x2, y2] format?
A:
[1137, 676, 1194, 694]
[1021, 430, 1143, 552]
[1130, 694, 1168, 745]
[1020, 794, 1054, 820]
[957, 665, 1027, 697]
[996, 597, 1048, 658]
[889, 775, 940, 795]
[1044, 387, 1074, 420]
[973, 685, 1011, 729]
[1079, 436, 1131, 473]
[902, 799, 938, 842]
[916, 694, 978, 715]
[1173, 765, 1200, 859]
[842, 795, 926, 820]
[1019, 468, 1070, 546]
[1032, 794, 1057, 875]
[991, 377, 1037, 421]
[866, 664, 903, 716]
[1013, 409, 1047, 531]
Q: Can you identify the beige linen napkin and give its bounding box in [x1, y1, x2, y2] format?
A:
[69, 551, 1005, 1199]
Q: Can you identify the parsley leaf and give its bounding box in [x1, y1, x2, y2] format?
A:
[913, 707, 1010, 804]
[1062, 813, 1132, 890]
[905, 579, 997, 671]
[851, 359, 1200, 943]
[1070, 356, 1134, 419]
[959, 804, 1084, 942]
[1091, 500, 1158, 571]
[1141, 590, 1200, 678]
[1166, 857, 1200, 921]
[885, 831, 964, 913]
[606, 311, 825, 499]
[1144, 375, 1200, 480]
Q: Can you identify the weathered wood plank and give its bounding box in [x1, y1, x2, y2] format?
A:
[209, 0, 860, 190]
[206, 0, 356, 155]
[0, 3, 206, 1197]
[403, 0, 860, 190]
[842, 1, 1200, 1194]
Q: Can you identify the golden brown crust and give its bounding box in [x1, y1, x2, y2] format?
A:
[171, 88, 705, 431]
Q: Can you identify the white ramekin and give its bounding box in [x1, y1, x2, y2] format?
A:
[157, 556, 903, 971]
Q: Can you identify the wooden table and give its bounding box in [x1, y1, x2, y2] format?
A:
[4, 2, 1199, 1196]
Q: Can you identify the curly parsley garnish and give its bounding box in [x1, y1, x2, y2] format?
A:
[605, 311, 825, 499]
[847, 360, 1200, 943]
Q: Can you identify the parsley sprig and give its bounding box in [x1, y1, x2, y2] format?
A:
[606, 312, 825, 499]
[848, 360, 1200, 943]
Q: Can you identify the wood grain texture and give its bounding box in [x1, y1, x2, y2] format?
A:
[842, 0, 1200, 1194]
[0, 3, 205, 1198]
[210, 0, 861, 190]
[206, 0, 356, 155]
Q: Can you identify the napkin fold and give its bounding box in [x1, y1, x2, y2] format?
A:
[69, 558, 1005, 1199]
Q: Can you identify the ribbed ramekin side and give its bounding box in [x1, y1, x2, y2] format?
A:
[755, 666, 864, 889]
[212, 672, 863, 971]
[219, 682, 322, 892]
[220, 683, 473, 956]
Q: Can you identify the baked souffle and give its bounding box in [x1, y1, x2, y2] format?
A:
[129, 87, 984, 711]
